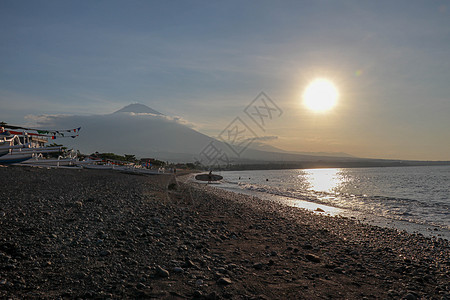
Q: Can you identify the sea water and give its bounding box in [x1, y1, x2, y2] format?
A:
[216, 165, 450, 240]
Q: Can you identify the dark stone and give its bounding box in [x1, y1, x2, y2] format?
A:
[404, 293, 417, 300]
[217, 277, 232, 285]
[305, 254, 321, 263]
[303, 244, 313, 250]
[193, 290, 203, 298]
[206, 291, 218, 300]
[155, 265, 169, 278]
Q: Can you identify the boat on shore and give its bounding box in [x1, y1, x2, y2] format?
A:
[0, 150, 9, 157]
[0, 131, 63, 165]
[1, 125, 170, 173]
[16, 155, 78, 167]
[0, 153, 33, 164]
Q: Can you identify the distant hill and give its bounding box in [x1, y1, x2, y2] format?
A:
[248, 143, 355, 158]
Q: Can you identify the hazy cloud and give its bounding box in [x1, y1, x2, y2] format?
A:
[115, 112, 198, 129]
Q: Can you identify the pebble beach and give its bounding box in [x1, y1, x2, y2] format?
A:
[0, 166, 449, 299]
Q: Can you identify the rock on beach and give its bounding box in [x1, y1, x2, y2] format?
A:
[0, 166, 449, 299]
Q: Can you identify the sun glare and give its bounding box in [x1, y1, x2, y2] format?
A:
[303, 78, 339, 112]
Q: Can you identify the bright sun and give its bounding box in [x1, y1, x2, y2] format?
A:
[303, 78, 339, 112]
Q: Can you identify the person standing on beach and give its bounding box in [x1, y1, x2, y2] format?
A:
[208, 170, 213, 183]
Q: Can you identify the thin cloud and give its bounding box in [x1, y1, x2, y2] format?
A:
[120, 112, 198, 129]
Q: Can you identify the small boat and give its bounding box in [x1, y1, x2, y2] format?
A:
[195, 173, 223, 182]
[0, 143, 31, 151]
[0, 133, 63, 165]
[0, 153, 33, 164]
[82, 164, 115, 170]
[18, 156, 77, 167]
[120, 167, 162, 175]
[8, 146, 62, 155]
[73, 158, 102, 166]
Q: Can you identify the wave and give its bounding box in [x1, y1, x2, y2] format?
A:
[223, 181, 450, 231]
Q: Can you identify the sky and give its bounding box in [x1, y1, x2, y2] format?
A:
[1, 0, 449, 160]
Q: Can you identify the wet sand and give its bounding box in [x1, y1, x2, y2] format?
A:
[0, 166, 449, 299]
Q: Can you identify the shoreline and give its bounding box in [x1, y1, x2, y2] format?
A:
[1, 167, 449, 299]
[214, 183, 450, 241]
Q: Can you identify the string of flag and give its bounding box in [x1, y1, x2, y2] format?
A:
[0, 122, 81, 139]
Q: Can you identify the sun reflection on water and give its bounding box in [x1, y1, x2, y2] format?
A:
[300, 169, 347, 193]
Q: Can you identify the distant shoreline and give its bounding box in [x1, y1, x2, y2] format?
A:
[215, 160, 450, 171]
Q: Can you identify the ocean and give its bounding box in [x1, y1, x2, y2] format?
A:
[216, 165, 450, 240]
